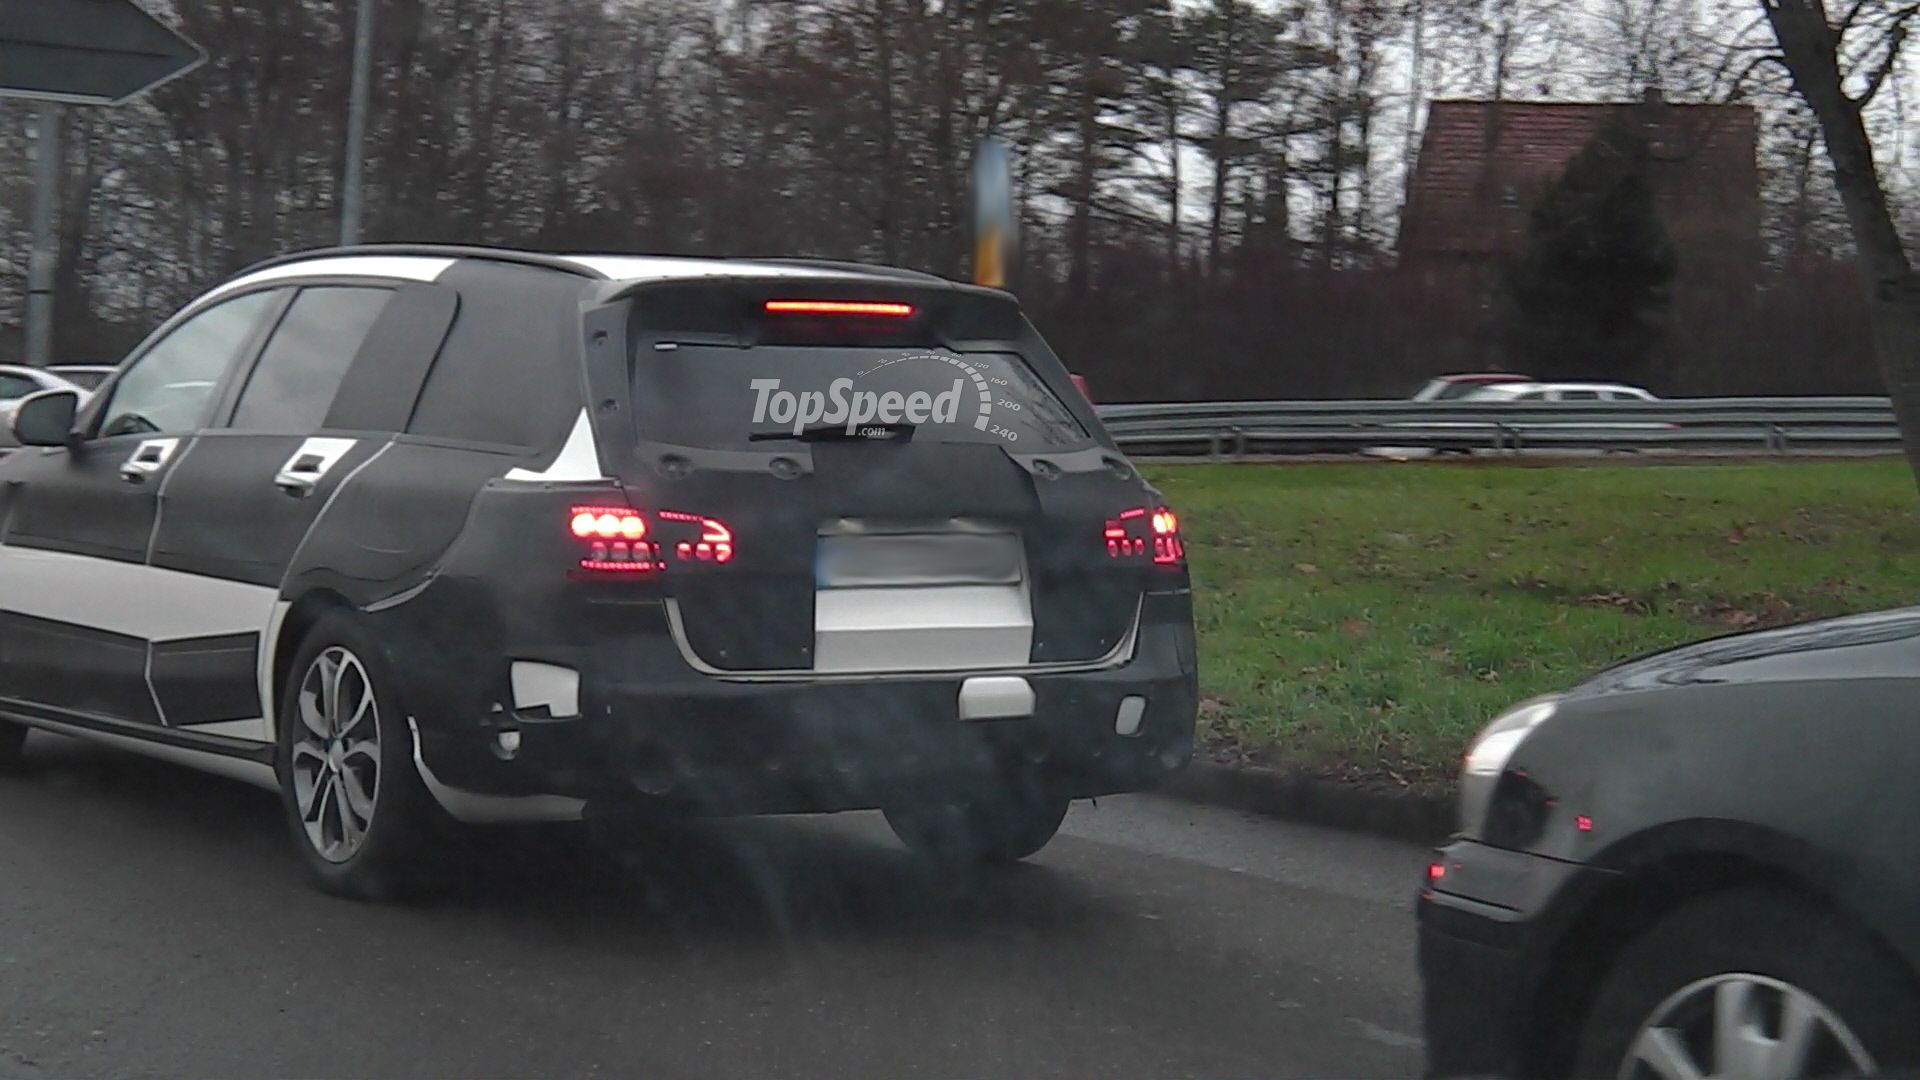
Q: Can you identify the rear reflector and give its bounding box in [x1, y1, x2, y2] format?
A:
[763, 300, 915, 317]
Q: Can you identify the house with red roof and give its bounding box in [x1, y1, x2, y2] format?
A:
[1398, 90, 1761, 291]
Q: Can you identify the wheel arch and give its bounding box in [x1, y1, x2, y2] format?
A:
[267, 589, 361, 743]
[1522, 819, 1920, 1079]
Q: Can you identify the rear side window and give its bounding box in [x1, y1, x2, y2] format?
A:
[405, 266, 584, 448]
[229, 286, 392, 434]
[632, 344, 1088, 451]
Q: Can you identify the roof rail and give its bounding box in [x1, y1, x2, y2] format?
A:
[737, 257, 948, 283]
[233, 244, 610, 280]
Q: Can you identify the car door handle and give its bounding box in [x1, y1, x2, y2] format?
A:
[119, 441, 175, 484]
[274, 453, 326, 498]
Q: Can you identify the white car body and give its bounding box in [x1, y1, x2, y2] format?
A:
[0, 366, 90, 448]
[1457, 381, 1658, 403]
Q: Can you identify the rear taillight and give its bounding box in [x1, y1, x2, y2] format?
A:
[570, 505, 663, 573]
[568, 505, 736, 575]
[1104, 504, 1184, 566]
[658, 510, 735, 564]
[1150, 509, 1183, 564]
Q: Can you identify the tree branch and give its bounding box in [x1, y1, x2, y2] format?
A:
[1846, 9, 1914, 109]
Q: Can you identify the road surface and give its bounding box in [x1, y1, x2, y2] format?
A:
[0, 732, 1428, 1079]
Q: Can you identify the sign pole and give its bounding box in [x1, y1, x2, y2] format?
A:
[26, 101, 61, 366]
[340, 0, 374, 245]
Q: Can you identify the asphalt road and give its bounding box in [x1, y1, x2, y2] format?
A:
[0, 732, 1429, 1079]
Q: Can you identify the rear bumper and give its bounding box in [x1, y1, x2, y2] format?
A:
[382, 588, 1197, 816]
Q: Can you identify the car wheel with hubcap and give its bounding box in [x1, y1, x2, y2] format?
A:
[1572, 889, 1920, 1079]
[885, 783, 1069, 866]
[277, 611, 442, 899]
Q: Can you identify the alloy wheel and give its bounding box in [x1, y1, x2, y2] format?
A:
[289, 646, 381, 864]
[1619, 972, 1876, 1080]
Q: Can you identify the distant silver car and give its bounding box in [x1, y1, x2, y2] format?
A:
[1457, 380, 1657, 403]
[46, 364, 119, 392]
[1370, 381, 1670, 458]
[1410, 373, 1534, 401]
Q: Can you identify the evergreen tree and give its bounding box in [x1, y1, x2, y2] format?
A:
[1505, 121, 1678, 380]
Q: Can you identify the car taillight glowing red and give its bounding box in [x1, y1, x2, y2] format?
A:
[1104, 505, 1184, 566]
[763, 299, 915, 317]
[659, 510, 735, 564]
[569, 505, 663, 573]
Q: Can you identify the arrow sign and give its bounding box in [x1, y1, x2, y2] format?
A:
[0, 0, 205, 105]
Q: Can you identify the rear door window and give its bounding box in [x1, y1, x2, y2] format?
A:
[1560, 389, 1602, 401]
[228, 286, 393, 434]
[632, 345, 1088, 450]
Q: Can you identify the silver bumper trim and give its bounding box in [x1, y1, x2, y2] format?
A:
[663, 596, 1144, 683]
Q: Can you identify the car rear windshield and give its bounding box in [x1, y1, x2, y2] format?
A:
[631, 344, 1089, 451]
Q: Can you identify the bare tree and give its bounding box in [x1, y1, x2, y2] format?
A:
[1760, 0, 1920, 482]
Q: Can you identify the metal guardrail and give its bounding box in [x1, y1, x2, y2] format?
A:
[1095, 397, 1903, 457]
[0, 397, 1898, 461]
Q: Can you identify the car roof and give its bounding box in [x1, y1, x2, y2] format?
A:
[210, 245, 945, 303]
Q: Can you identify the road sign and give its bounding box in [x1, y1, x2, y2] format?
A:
[0, 0, 206, 105]
[3, 0, 205, 365]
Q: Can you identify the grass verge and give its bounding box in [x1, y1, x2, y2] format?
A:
[1145, 458, 1920, 792]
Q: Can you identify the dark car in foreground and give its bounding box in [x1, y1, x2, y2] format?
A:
[1420, 609, 1920, 1078]
[0, 244, 1198, 898]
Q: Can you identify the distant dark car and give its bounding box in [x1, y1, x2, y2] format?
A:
[0, 244, 1198, 899]
[1411, 372, 1533, 401]
[1420, 609, 1920, 1079]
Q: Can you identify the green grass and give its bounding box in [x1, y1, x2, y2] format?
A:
[1144, 459, 1920, 790]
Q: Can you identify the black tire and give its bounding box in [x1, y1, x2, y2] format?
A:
[884, 783, 1070, 866]
[0, 718, 26, 772]
[276, 610, 445, 900]
[1572, 888, 1920, 1079]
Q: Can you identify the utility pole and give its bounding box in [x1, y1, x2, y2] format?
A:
[26, 102, 61, 366]
[340, 0, 375, 245]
